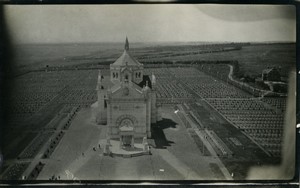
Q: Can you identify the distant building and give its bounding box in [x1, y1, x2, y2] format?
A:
[92, 37, 159, 148]
[262, 67, 281, 82]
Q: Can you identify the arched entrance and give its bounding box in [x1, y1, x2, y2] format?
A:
[116, 116, 137, 148]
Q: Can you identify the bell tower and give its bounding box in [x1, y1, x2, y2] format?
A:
[96, 70, 107, 124]
[125, 36, 129, 51]
[151, 73, 157, 123]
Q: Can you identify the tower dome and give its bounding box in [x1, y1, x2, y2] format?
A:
[110, 37, 144, 84]
[111, 37, 142, 67]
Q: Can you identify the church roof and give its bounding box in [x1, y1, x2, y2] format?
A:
[111, 83, 122, 93]
[111, 37, 143, 67]
[110, 81, 143, 94]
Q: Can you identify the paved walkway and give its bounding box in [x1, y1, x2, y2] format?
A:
[156, 149, 200, 180]
[113, 157, 139, 180]
[194, 129, 232, 180]
[176, 105, 232, 180]
[37, 108, 105, 180]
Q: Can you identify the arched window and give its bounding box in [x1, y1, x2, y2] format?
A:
[125, 74, 129, 80]
[113, 72, 115, 78]
[138, 72, 141, 78]
[116, 73, 118, 78]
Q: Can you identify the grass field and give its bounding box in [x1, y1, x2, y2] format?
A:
[10, 42, 295, 78]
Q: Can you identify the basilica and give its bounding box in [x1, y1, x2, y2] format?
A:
[92, 38, 159, 148]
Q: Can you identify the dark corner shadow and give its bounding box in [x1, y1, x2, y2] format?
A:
[150, 118, 176, 149]
[0, 5, 3, 164]
[0, 5, 13, 160]
[0, 5, 18, 160]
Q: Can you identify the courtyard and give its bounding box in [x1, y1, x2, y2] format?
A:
[36, 105, 232, 180]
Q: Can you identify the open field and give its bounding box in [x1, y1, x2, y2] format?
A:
[11, 42, 295, 79]
[141, 43, 295, 78]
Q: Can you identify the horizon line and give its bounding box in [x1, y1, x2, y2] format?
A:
[13, 40, 296, 45]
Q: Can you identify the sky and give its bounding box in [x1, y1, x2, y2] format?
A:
[3, 4, 296, 44]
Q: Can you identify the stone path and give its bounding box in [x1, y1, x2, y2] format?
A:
[156, 149, 199, 180]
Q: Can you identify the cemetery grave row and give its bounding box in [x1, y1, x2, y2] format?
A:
[148, 67, 251, 99]
[181, 76, 250, 99]
[261, 97, 287, 113]
[0, 163, 30, 180]
[5, 70, 98, 126]
[18, 132, 53, 159]
[206, 98, 284, 157]
[143, 68, 173, 78]
[156, 78, 193, 99]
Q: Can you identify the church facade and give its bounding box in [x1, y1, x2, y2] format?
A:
[92, 38, 159, 148]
